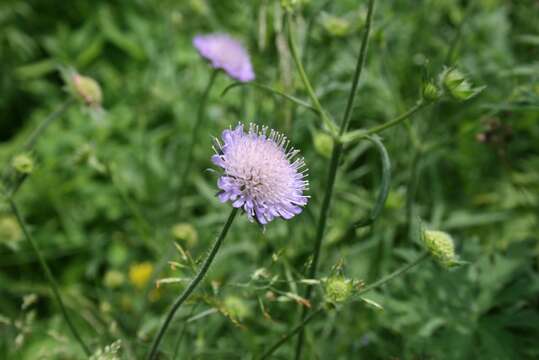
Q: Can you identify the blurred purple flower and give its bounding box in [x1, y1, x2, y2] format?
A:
[193, 34, 255, 82]
[212, 123, 309, 224]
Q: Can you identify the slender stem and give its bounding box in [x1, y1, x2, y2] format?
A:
[22, 97, 75, 151]
[444, 1, 475, 65]
[176, 69, 219, 207]
[261, 252, 429, 359]
[363, 100, 426, 137]
[259, 308, 323, 360]
[146, 207, 239, 360]
[343, 100, 427, 143]
[294, 1, 377, 358]
[293, 143, 342, 359]
[339, 0, 376, 136]
[7, 197, 91, 356]
[172, 303, 200, 359]
[285, 12, 337, 135]
[357, 252, 429, 295]
[222, 82, 318, 115]
[2, 97, 75, 196]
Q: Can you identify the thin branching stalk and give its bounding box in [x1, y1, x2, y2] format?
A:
[285, 12, 337, 135]
[444, 1, 475, 65]
[176, 69, 219, 209]
[293, 1, 377, 358]
[22, 97, 75, 151]
[147, 207, 239, 360]
[260, 252, 429, 359]
[7, 197, 91, 357]
[222, 82, 318, 115]
[342, 99, 428, 143]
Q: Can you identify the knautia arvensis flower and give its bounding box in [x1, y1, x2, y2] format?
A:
[193, 34, 255, 82]
[212, 123, 309, 224]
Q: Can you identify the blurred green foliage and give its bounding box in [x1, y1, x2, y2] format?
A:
[0, 0, 538, 359]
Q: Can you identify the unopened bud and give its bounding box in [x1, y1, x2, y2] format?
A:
[324, 276, 353, 304]
[223, 296, 250, 321]
[313, 132, 333, 159]
[103, 270, 125, 289]
[72, 73, 102, 107]
[440, 67, 484, 101]
[171, 223, 198, 247]
[12, 154, 34, 174]
[422, 230, 458, 268]
[322, 14, 351, 37]
[0, 215, 22, 249]
[422, 82, 441, 102]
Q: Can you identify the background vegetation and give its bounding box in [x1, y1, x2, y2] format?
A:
[1, 0, 538, 359]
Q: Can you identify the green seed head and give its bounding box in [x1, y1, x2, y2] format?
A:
[422, 229, 458, 268]
[324, 276, 353, 304]
[440, 67, 484, 101]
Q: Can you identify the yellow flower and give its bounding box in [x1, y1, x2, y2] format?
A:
[129, 262, 153, 289]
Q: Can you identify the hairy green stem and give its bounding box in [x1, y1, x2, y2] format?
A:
[294, 1, 377, 358]
[261, 252, 429, 359]
[8, 197, 91, 357]
[146, 207, 238, 360]
[176, 69, 219, 208]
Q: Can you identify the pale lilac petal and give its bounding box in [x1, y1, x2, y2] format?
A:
[211, 123, 309, 224]
[193, 34, 255, 82]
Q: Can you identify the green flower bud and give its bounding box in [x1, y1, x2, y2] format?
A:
[103, 270, 125, 289]
[322, 14, 351, 37]
[0, 215, 22, 249]
[422, 229, 458, 268]
[422, 82, 442, 102]
[12, 154, 34, 174]
[439, 67, 484, 101]
[223, 296, 250, 321]
[324, 276, 353, 304]
[171, 223, 198, 247]
[313, 132, 333, 159]
[71, 73, 102, 107]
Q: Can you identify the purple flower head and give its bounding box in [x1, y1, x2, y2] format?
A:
[193, 34, 255, 82]
[212, 123, 309, 224]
